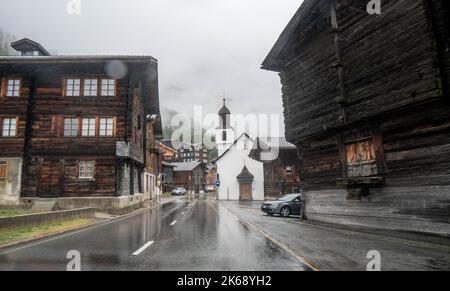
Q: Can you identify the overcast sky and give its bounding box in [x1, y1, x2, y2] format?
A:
[0, 0, 302, 135]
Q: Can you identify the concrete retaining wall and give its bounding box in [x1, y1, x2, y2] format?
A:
[19, 194, 146, 214]
[304, 187, 450, 236]
[0, 208, 95, 230]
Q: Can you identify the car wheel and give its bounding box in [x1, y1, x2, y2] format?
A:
[280, 207, 291, 218]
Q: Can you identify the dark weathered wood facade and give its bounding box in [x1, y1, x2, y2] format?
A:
[251, 138, 300, 199]
[0, 51, 160, 201]
[263, 0, 450, 234]
[172, 162, 206, 193]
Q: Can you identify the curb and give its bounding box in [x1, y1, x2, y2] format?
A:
[0, 202, 165, 252]
[218, 202, 320, 271]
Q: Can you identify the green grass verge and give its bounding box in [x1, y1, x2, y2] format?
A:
[0, 218, 95, 246]
[0, 210, 38, 218]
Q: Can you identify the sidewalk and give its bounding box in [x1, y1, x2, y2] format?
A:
[220, 201, 450, 271]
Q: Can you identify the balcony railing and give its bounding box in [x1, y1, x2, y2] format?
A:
[116, 141, 144, 164]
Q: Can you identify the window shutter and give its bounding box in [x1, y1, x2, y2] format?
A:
[0, 78, 5, 97]
[0, 162, 7, 179]
[57, 116, 64, 137]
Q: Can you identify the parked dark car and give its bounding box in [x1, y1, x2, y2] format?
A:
[261, 194, 302, 217]
[172, 187, 187, 196]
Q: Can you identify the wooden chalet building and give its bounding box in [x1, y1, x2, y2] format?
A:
[250, 137, 300, 199]
[160, 140, 179, 162]
[179, 142, 209, 164]
[0, 39, 161, 211]
[172, 161, 206, 193]
[144, 114, 163, 202]
[263, 0, 450, 234]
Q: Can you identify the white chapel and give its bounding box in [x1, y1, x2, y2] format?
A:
[214, 100, 264, 201]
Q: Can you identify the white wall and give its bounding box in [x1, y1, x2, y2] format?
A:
[143, 172, 158, 202]
[216, 136, 264, 201]
[0, 157, 22, 206]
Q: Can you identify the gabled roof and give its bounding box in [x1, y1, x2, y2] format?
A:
[258, 137, 296, 150]
[0, 53, 160, 116]
[160, 141, 177, 153]
[214, 133, 254, 163]
[261, 0, 331, 71]
[172, 161, 203, 172]
[11, 38, 51, 56]
[162, 161, 177, 168]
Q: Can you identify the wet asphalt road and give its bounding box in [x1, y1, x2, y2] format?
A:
[0, 200, 310, 271]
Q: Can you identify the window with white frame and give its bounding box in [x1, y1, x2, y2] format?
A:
[81, 118, 96, 137]
[83, 79, 98, 96]
[6, 79, 21, 97]
[101, 79, 116, 96]
[66, 79, 81, 96]
[79, 161, 94, 179]
[64, 118, 79, 137]
[99, 117, 114, 136]
[2, 118, 17, 137]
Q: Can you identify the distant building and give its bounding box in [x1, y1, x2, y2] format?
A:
[144, 114, 163, 202]
[160, 141, 179, 162]
[0, 39, 161, 212]
[204, 164, 217, 187]
[250, 137, 300, 199]
[161, 161, 177, 193]
[172, 161, 206, 193]
[179, 143, 208, 164]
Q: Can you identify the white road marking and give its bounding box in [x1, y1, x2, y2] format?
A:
[132, 241, 154, 256]
[170, 220, 177, 226]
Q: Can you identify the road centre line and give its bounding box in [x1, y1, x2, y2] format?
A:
[132, 241, 154, 256]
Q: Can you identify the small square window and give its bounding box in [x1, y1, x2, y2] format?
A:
[81, 118, 96, 137]
[101, 79, 116, 96]
[83, 79, 98, 96]
[66, 78, 81, 96]
[286, 166, 293, 174]
[6, 79, 21, 97]
[2, 118, 17, 137]
[79, 161, 94, 179]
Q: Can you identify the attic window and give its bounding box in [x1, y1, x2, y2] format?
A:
[22, 51, 39, 56]
[66, 79, 81, 96]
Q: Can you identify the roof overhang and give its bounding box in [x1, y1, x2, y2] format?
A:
[11, 38, 51, 56]
[261, 0, 332, 72]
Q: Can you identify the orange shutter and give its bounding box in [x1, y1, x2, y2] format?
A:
[0, 162, 7, 179]
[0, 78, 5, 97]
